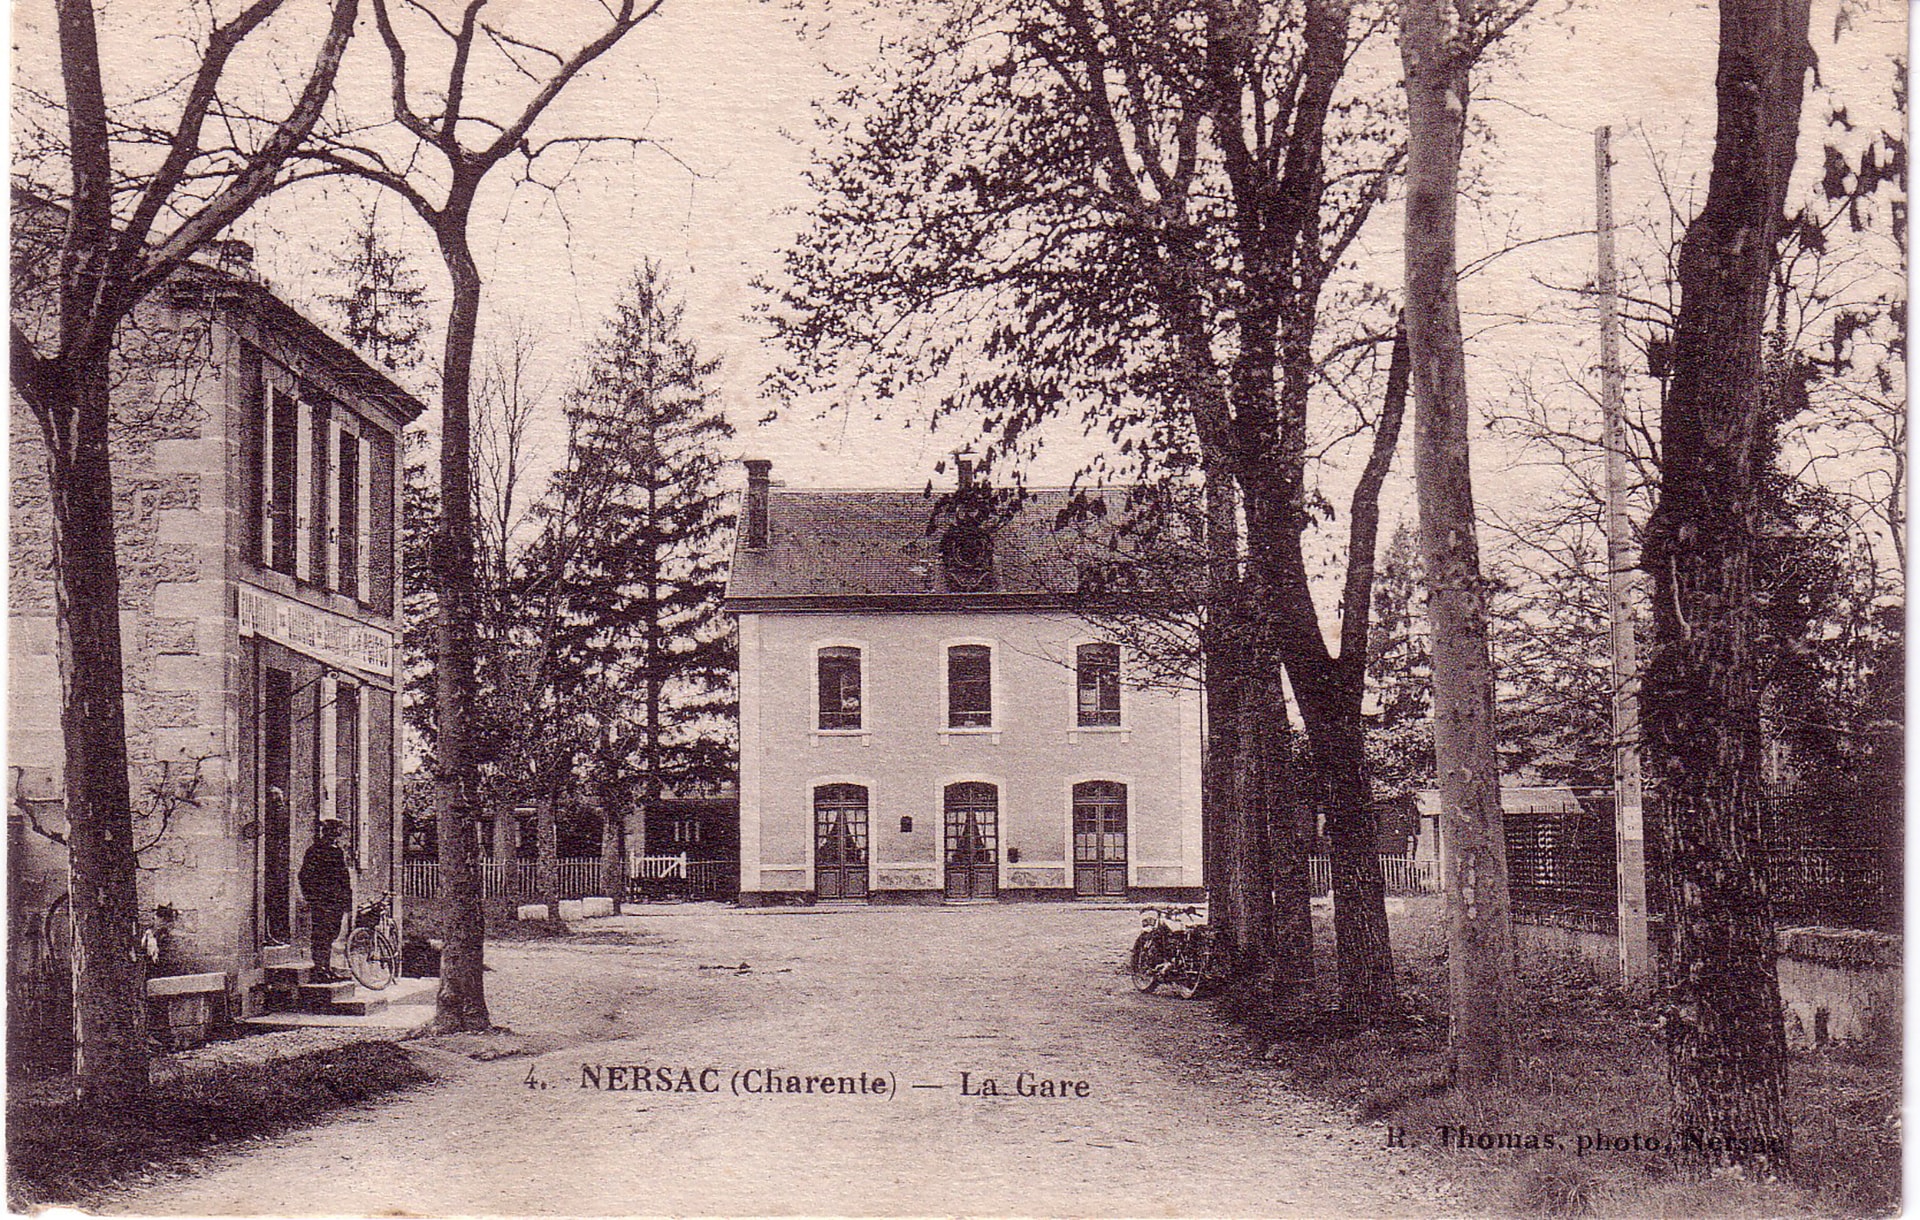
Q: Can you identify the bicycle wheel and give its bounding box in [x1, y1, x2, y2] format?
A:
[346, 926, 394, 990]
[1130, 931, 1165, 993]
[43, 893, 72, 972]
[372, 925, 402, 988]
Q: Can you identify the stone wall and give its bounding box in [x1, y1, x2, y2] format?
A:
[9, 294, 247, 973]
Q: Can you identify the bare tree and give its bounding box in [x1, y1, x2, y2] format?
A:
[9, 0, 359, 1100]
[1400, 0, 1526, 1083]
[769, 0, 1410, 1021]
[1641, 0, 1814, 1175]
[297, 0, 662, 1031]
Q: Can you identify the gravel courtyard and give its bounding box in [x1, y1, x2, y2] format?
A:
[105, 904, 1457, 1217]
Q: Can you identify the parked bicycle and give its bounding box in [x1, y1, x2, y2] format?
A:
[346, 892, 402, 990]
[1128, 905, 1221, 1000]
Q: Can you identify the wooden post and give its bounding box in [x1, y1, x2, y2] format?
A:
[1595, 127, 1652, 989]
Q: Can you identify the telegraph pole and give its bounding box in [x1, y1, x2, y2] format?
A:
[1596, 126, 1651, 988]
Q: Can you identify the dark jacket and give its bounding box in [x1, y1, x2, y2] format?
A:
[299, 838, 352, 908]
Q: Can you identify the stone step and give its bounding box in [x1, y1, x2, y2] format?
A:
[297, 980, 358, 1008]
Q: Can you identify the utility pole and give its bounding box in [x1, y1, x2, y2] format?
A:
[1595, 126, 1651, 989]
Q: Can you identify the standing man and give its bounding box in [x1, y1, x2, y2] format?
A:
[299, 819, 353, 981]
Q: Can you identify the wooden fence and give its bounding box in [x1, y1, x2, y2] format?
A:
[401, 855, 739, 902]
[1307, 855, 1443, 897]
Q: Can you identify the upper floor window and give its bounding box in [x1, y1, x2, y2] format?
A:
[1076, 643, 1122, 727]
[246, 350, 397, 615]
[947, 644, 992, 728]
[818, 646, 863, 730]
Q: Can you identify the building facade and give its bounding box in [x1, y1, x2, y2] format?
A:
[726, 460, 1204, 905]
[10, 241, 421, 1027]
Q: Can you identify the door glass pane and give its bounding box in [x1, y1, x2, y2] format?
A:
[815, 784, 869, 866]
[943, 783, 998, 861]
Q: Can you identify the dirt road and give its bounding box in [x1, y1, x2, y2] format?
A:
[107, 904, 1456, 1217]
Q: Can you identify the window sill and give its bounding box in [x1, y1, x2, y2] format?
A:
[811, 730, 872, 747]
[1070, 726, 1132, 740]
[940, 728, 1002, 745]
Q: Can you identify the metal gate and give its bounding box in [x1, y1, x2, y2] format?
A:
[943, 782, 999, 900]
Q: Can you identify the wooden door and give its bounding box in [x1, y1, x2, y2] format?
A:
[1073, 781, 1128, 897]
[261, 665, 294, 944]
[814, 785, 869, 900]
[943, 783, 999, 899]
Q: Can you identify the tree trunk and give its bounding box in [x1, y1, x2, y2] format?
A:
[1402, 0, 1514, 1084]
[1257, 663, 1312, 1005]
[492, 807, 514, 866]
[1227, 654, 1275, 976]
[430, 203, 491, 1032]
[1309, 699, 1394, 1021]
[30, 355, 150, 1101]
[535, 793, 559, 918]
[598, 781, 627, 903]
[1247, 489, 1394, 1021]
[1641, 0, 1811, 1175]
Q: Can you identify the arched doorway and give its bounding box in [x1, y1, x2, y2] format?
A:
[943, 782, 999, 900]
[1072, 781, 1128, 897]
[813, 784, 870, 900]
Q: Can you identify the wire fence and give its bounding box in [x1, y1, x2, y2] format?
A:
[1497, 791, 1898, 934]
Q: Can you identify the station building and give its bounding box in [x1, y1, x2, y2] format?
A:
[725, 460, 1204, 905]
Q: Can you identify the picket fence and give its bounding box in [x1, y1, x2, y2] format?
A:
[1306, 854, 1443, 897]
[401, 854, 738, 901]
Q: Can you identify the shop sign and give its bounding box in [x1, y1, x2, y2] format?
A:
[238, 583, 394, 678]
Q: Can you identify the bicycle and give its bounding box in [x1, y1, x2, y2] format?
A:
[1128, 905, 1220, 999]
[345, 892, 402, 990]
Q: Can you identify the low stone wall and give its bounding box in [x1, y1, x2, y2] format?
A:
[1776, 926, 1900, 1049]
[1513, 919, 1900, 1051]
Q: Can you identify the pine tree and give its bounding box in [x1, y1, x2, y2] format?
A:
[321, 212, 433, 373]
[1365, 522, 1434, 798]
[521, 261, 736, 890]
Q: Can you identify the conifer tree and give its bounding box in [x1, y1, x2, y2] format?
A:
[520, 261, 736, 887]
[322, 211, 431, 374]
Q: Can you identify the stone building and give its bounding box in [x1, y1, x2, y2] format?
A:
[726, 460, 1204, 905]
[9, 234, 422, 1035]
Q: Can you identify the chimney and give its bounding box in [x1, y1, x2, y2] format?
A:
[956, 451, 977, 492]
[744, 459, 772, 550]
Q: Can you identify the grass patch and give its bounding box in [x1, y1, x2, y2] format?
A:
[1247, 897, 1899, 1217]
[8, 1040, 430, 1209]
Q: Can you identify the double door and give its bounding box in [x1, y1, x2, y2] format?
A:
[814, 785, 869, 900]
[943, 783, 999, 900]
[1073, 781, 1128, 897]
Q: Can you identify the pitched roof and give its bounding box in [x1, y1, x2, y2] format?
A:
[725, 486, 1156, 610]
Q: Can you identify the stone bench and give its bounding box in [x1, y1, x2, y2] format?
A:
[146, 972, 228, 1050]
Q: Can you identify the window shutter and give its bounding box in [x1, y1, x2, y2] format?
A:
[318, 674, 338, 820]
[325, 414, 343, 590]
[356, 433, 373, 603]
[260, 384, 278, 566]
[294, 396, 313, 582]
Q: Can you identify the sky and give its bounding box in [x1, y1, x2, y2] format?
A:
[12, 0, 1906, 534]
